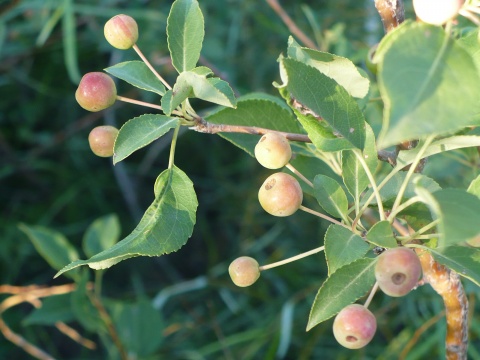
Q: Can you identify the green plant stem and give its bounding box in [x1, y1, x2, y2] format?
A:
[390, 136, 435, 215]
[168, 124, 181, 170]
[94, 270, 103, 297]
[285, 163, 313, 187]
[132, 44, 172, 90]
[397, 219, 440, 244]
[299, 205, 350, 229]
[354, 149, 385, 220]
[116, 95, 183, 116]
[364, 282, 379, 309]
[259, 246, 324, 271]
[397, 233, 440, 241]
[387, 196, 421, 222]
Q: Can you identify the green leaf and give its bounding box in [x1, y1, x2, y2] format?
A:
[287, 36, 369, 99]
[415, 188, 480, 248]
[396, 136, 480, 169]
[83, 214, 121, 259]
[458, 29, 480, 72]
[363, 173, 441, 207]
[54, 166, 198, 276]
[104, 61, 166, 96]
[177, 69, 236, 108]
[424, 245, 480, 287]
[324, 225, 370, 275]
[313, 175, 349, 222]
[307, 258, 376, 331]
[19, 224, 79, 278]
[167, 0, 204, 73]
[342, 123, 378, 200]
[467, 174, 480, 198]
[375, 22, 480, 149]
[113, 115, 179, 164]
[205, 95, 302, 156]
[110, 299, 163, 357]
[367, 221, 397, 248]
[161, 87, 191, 116]
[279, 57, 366, 149]
[23, 293, 75, 326]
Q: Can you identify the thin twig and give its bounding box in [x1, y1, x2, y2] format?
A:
[374, 0, 405, 33]
[285, 163, 313, 187]
[265, 0, 318, 49]
[259, 246, 324, 271]
[132, 44, 172, 90]
[191, 117, 311, 142]
[55, 322, 96, 350]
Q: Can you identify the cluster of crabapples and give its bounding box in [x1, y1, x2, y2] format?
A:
[228, 132, 424, 349]
[75, 14, 139, 157]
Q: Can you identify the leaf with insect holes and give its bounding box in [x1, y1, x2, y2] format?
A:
[105, 61, 166, 96]
[307, 258, 376, 331]
[54, 166, 197, 276]
[114, 115, 179, 163]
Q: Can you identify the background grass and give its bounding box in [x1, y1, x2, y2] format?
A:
[2, 0, 480, 359]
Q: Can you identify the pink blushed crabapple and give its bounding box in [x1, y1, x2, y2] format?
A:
[254, 132, 292, 169]
[104, 14, 139, 50]
[88, 125, 119, 157]
[413, 0, 464, 26]
[228, 256, 260, 287]
[333, 304, 377, 349]
[375, 247, 422, 297]
[258, 173, 303, 217]
[75, 72, 117, 112]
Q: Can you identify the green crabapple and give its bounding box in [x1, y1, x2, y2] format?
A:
[413, 0, 464, 26]
[258, 173, 303, 217]
[88, 125, 119, 157]
[228, 256, 260, 287]
[375, 247, 422, 297]
[75, 72, 117, 112]
[104, 14, 139, 50]
[333, 304, 377, 349]
[254, 132, 292, 169]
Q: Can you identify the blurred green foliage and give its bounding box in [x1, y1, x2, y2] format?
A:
[1, 0, 480, 359]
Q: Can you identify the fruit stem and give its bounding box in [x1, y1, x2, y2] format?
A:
[285, 163, 313, 187]
[353, 149, 385, 221]
[299, 205, 351, 229]
[364, 281, 379, 309]
[387, 196, 421, 222]
[259, 246, 324, 271]
[132, 44, 172, 90]
[390, 135, 435, 216]
[116, 95, 183, 116]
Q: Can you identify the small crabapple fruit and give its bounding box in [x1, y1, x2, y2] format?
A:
[258, 173, 303, 217]
[333, 304, 377, 349]
[104, 14, 139, 49]
[75, 72, 117, 112]
[88, 125, 119, 157]
[375, 247, 422, 297]
[254, 132, 292, 169]
[413, 0, 464, 26]
[228, 256, 260, 287]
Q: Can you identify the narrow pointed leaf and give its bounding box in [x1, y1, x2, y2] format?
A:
[313, 175, 349, 222]
[367, 220, 397, 248]
[287, 37, 369, 98]
[375, 22, 480, 149]
[467, 174, 480, 198]
[167, 0, 204, 73]
[54, 166, 197, 277]
[114, 115, 179, 163]
[324, 225, 370, 275]
[307, 258, 376, 331]
[105, 61, 166, 96]
[19, 224, 79, 278]
[280, 57, 366, 149]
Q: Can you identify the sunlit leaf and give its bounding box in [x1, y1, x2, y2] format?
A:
[313, 175, 349, 222]
[55, 166, 197, 276]
[83, 214, 121, 259]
